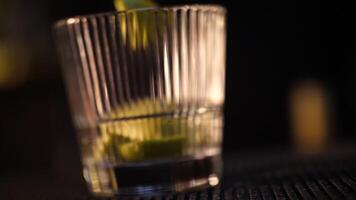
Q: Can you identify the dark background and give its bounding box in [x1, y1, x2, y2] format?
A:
[1, 0, 356, 193]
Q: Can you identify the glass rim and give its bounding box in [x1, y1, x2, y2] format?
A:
[54, 4, 226, 29]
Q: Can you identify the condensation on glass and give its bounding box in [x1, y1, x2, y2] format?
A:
[54, 5, 226, 196]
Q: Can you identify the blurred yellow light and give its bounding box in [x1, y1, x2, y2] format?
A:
[0, 41, 30, 89]
[289, 80, 331, 154]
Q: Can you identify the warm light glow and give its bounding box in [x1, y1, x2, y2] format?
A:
[208, 175, 220, 186]
[66, 18, 78, 24]
[0, 41, 30, 89]
[209, 86, 224, 104]
[289, 80, 331, 154]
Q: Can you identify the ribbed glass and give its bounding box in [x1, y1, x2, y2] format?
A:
[54, 5, 226, 196]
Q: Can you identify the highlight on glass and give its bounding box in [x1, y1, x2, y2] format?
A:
[54, 5, 227, 196]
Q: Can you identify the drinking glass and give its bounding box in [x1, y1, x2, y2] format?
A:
[54, 5, 226, 196]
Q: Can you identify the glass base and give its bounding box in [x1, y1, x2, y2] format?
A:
[87, 154, 222, 197]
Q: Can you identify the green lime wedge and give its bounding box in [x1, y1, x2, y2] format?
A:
[118, 135, 187, 162]
[118, 141, 143, 161]
[99, 98, 192, 162]
[100, 134, 130, 159]
[141, 135, 186, 158]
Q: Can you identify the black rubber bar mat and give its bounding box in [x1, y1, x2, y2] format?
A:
[89, 148, 356, 200]
[3, 146, 356, 200]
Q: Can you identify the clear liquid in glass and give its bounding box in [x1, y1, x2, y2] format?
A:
[78, 107, 223, 196]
